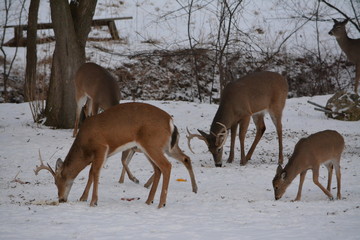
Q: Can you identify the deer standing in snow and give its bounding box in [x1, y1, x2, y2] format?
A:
[35, 102, 197, 208]
[187, 71, 288, 167]
[272, 130, 344, 201]
[329, 19, 360, 93]
[73, 62, 121, 137]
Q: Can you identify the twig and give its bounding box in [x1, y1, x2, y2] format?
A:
[11, 170, 30, 184]
[307, 100, 331, 111]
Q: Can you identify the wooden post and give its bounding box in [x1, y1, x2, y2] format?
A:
[107, 20, 120, 40]
[14, 26, 23, 46]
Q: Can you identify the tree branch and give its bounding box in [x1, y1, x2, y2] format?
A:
[320, 0, 360, 32]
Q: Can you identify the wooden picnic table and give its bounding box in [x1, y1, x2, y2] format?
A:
[4, 16, 133, 46]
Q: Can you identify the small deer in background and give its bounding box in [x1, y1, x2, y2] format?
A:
[187, 71, 288, 167]
[35, 102, 197, 208]
[73, 62, 121, 137]
[329, 19, 360, 93]
[272, 130, 344, 201]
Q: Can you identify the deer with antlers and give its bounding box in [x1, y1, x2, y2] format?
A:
[73, 62, 121, 137]
[187, 71, 288, 167]
[272, 130, 344, 201]
[329, 19, 360, 93]
[34, 102, 197, 208]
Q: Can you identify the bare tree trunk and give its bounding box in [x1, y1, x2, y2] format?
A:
[215, 0, 242, 97]
[44, 0, 97, 128]
[0, 0, 25, 102]
[24, 0, 40, 102]
[187, 0, 203, 102]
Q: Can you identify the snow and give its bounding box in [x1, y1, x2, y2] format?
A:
[1, 0, 360, 238]
[1, 95, 360, 239]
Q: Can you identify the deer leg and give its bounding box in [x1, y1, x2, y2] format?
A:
[145, 160, 161, 206]
[157, 157, 171, 208]
[325, 163, 333, 192]
[144, 174, 154, 189]
[73, 95, 87, 137]
[246, 114, 265, 162]
[146, 149, 172, 208]
[333, 159, 342, 200]
[119, 148, 139, 184]
[91, 101, 100, 116]
[239, 116, 251, 165]
[88, 146, 108, 207]
[227, 124, 238, 163]
[80, 166, 94, 202]
[167, 144, 198, 193]
[294, 170, 307, 201]
[141, 154, 155, 188]
[312, 166, 334, 200]
[84, 98, 93, 117]
[269, 111, 284, 165]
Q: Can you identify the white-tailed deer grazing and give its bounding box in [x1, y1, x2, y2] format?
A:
[329, 19, 360, 93]
[272, 130, 344, 201]
[187, 71, 288, 167]
[34, 102, 196, 208]
[119, 147, 198, 193]
[73, 62, 121, 137]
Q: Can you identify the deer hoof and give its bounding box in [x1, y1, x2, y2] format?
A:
[158, 203, 166, 208]
[133, 178, 140, 184]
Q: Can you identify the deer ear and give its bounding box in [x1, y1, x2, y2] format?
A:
[55, 158, 64, 172]
[344, 18, 349, 24]
[332, 18, 338, 24]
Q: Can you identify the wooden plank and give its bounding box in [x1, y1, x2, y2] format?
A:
[4, 17, 133, 29]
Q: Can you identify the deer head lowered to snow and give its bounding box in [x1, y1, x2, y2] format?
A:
[272, 130, 344, 201]
[35, 102, 197, 208]
[187, 71, 288, 167]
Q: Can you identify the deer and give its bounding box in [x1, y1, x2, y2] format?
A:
[73, 62, 121, 137]
[187, 71, 288, 167]
[34, 102, 197, 208]
[329, 18, 360, 93]
[118, 144, 198, 193]
[272, 130, 344, 201]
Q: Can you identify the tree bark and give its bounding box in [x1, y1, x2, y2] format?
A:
[45, 0, 97, 128]
[24, 0, 40, 102]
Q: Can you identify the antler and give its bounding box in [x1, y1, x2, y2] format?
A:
[214, 122, 228, 148]
[34, 150, 56, 177]
[186, 127, 208, 154]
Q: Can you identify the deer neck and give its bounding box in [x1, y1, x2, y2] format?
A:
[283, 155, 304, 183]
[62, 142, 89, 180]
[335, 30, 352, 55]
[210, 104, 234, 133]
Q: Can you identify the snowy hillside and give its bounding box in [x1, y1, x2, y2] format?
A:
[0, 95, 359, 239]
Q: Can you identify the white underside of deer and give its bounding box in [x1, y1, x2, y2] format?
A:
[35, 102, 197, 208]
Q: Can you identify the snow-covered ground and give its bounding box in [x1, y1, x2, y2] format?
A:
[0, 95, 359, 239]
